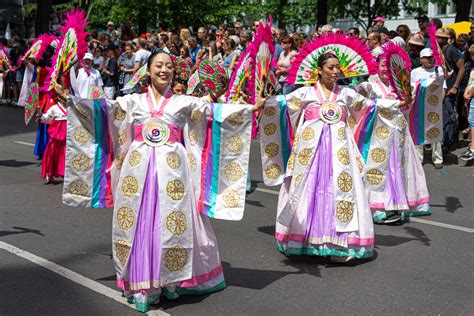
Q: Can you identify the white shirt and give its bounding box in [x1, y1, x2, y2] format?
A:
[76, 67, 104, 98]
[41, 104, 67, 122]
[410, 66, 446, 89]
[134, 49, 151, 68]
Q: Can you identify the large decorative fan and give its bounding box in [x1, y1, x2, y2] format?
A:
[24, 83, 39, 125]
[47, 28, 78, 91]
[427, 24, 446, 68]
[187, 70, 206, 97]
[254, 41, 273, 103]
[225, 51, 254, 102]
[287, 33, 378, 85]
[171, 55, 191, 82]
[198, 59, 229, 94]
[91, 84, 106, 99]
[121, 63, 147, 91]
[381, 43, 412, 101]
[0, 49, 10, 69]
[17, 34, 55, 66]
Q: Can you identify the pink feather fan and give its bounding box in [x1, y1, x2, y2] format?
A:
[381, 42, 412, 101]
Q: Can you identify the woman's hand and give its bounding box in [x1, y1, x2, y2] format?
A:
[253, 87, 268, 112]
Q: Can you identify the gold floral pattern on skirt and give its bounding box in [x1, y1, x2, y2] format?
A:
[72, 153, 91, 171]
[426, 127, 440, 139]
[337, 147, 350, 165]
[190, 109, 204, 124]
[166, 153, 181, 169]
[121, 176, 138, 197]
[166, 210, 187, 235]
[427, 112, 440, 124]
[166, 179, 185, 201]
[128, 150, 142, 167]
[264, 107, 276, 117]
[338, 127, 347, 140]
[302, 126, 315, 141]
[118, 130, 127, 145]
[117, 206, 134, 231]
[264, 142, 280, 158]
[187, 153, 197, 171]
[73, 127, 91, 144]
[69, 179, 89, 198]
[356, 157, 364, 173]
[294, 174, 303, 186]
[366, 168, 384, 185]
[297, 148, 313, 166]
[371, 147, 386, 163]
[337, 172, 353, 192]
[429, 83, 439, 92]
[399, 115, 407, 129]
[288, 97, 302, 110]
[114, 153, 126, 170]
[225, 135, 244, 153]
[224, 162, 243, 182]
[379, 108, 391, 119]
[227, 112, 244, 126]
[114, 106, 126, 121]
[336, 200, 354, 223]
[223, 189, 240, 208]
[114, 239, 130, 266]
[75, 105, 90, 119]
[264, 163, 281, 180]
[375, 126, 389, 140]
[287, 153, 296, 171]
[293, 133, 299, 148]
[263, 123, 277, 136]
[164, 245, 187, 271]
[428, 95, 439, 106]
[188, 129, 199, 146]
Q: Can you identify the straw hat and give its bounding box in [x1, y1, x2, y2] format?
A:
[408, 33, 426, 46]
[435, 28, 450, 38]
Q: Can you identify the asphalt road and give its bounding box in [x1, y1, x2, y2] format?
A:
[0, 104, 473, 315]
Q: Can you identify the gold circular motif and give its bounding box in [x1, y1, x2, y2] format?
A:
[188, 129, 199, 146]
[69, 179, 89, 198]
[429, 83, 439, 92]
[337, 172, 353, 192]
[426, 127, 440, 139]
[379, 108, 391, 119]
[118, 130, 127, 146]
[187, 153, 197, 171]
[371, 147, 387, 163]
[399, 116, 407, 129]
[287, 153, 296, 171]
[117, 206, 134, 231]
[366, 168, 384, 185]
[348, 116, 356, 129]
[375, 126, 389, 140]
[72, 154, 91, 172]
[166, 179, 185, 201]
[166, 210, 187, 235]
[167, 153, 181, 169]
[264, 143, 280, 158]
[400, 132, 406, 146]
[337, 147, 350, 165]
[302, 126, 315, 141]
[336, 200, 354, 223]
[427, 112, 440, 124]
[288, 98, 302, 110]
[114, 107, 126, 121]
[227, 112, 244, 126]
[73, 127, 91, 144]
[294, 174, 303, 186]
[75, 105, 89, 119]
[338, 127, 347, 140]
[264, 107, 276, 117]
[265, 163, 281, 180]
[114, 239, 130, 266]
[223, 189, 240, 208]
[190, 109, 204, 124]
[128, 150, 142, 167]
[114, 153, 126, 170]
[428, 95, 439, 106]
[263, 123, 277, 136]
[356, 157, 364, 173]
[121, 176, 138, 197]
[225, 136, 244, 153]
[297, 148, 313, 166]
[164, 245, 187, 271]
[293, 133, 299, 148]
[224, 162, 243, 182]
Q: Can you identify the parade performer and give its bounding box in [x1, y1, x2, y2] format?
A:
[356, 44, 431, 224]
[56, 51, 257, 312]
[257, 34, 378, 262]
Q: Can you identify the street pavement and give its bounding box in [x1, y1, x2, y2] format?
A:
[0, 104, 473, 315]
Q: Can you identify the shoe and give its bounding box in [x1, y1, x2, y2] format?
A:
[378, 213, 402, 224]
[460, 149, 474, 161]
[434, 163, 443, 169]
[330, 256, 356, 263]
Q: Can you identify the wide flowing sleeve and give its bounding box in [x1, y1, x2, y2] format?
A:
[62, 94, 133, 208]
[183, 98, 253, 221]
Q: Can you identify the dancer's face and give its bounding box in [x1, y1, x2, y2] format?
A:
[147, 53, 174, 89]
[318, 58, 340, 85]
[378, 61, 388, 81]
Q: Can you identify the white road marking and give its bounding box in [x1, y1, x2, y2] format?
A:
[0, 241, 170, 316]
[13, 141, 35, 147]
[253, 188, 473, 233]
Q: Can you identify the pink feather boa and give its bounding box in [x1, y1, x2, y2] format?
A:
[287, 33, 378, 85]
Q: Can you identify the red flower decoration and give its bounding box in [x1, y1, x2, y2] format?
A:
[204, 79, 216, 90]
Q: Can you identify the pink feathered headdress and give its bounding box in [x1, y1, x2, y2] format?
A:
[381, 42, 412, 101]
[16, 33, 56, 67]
